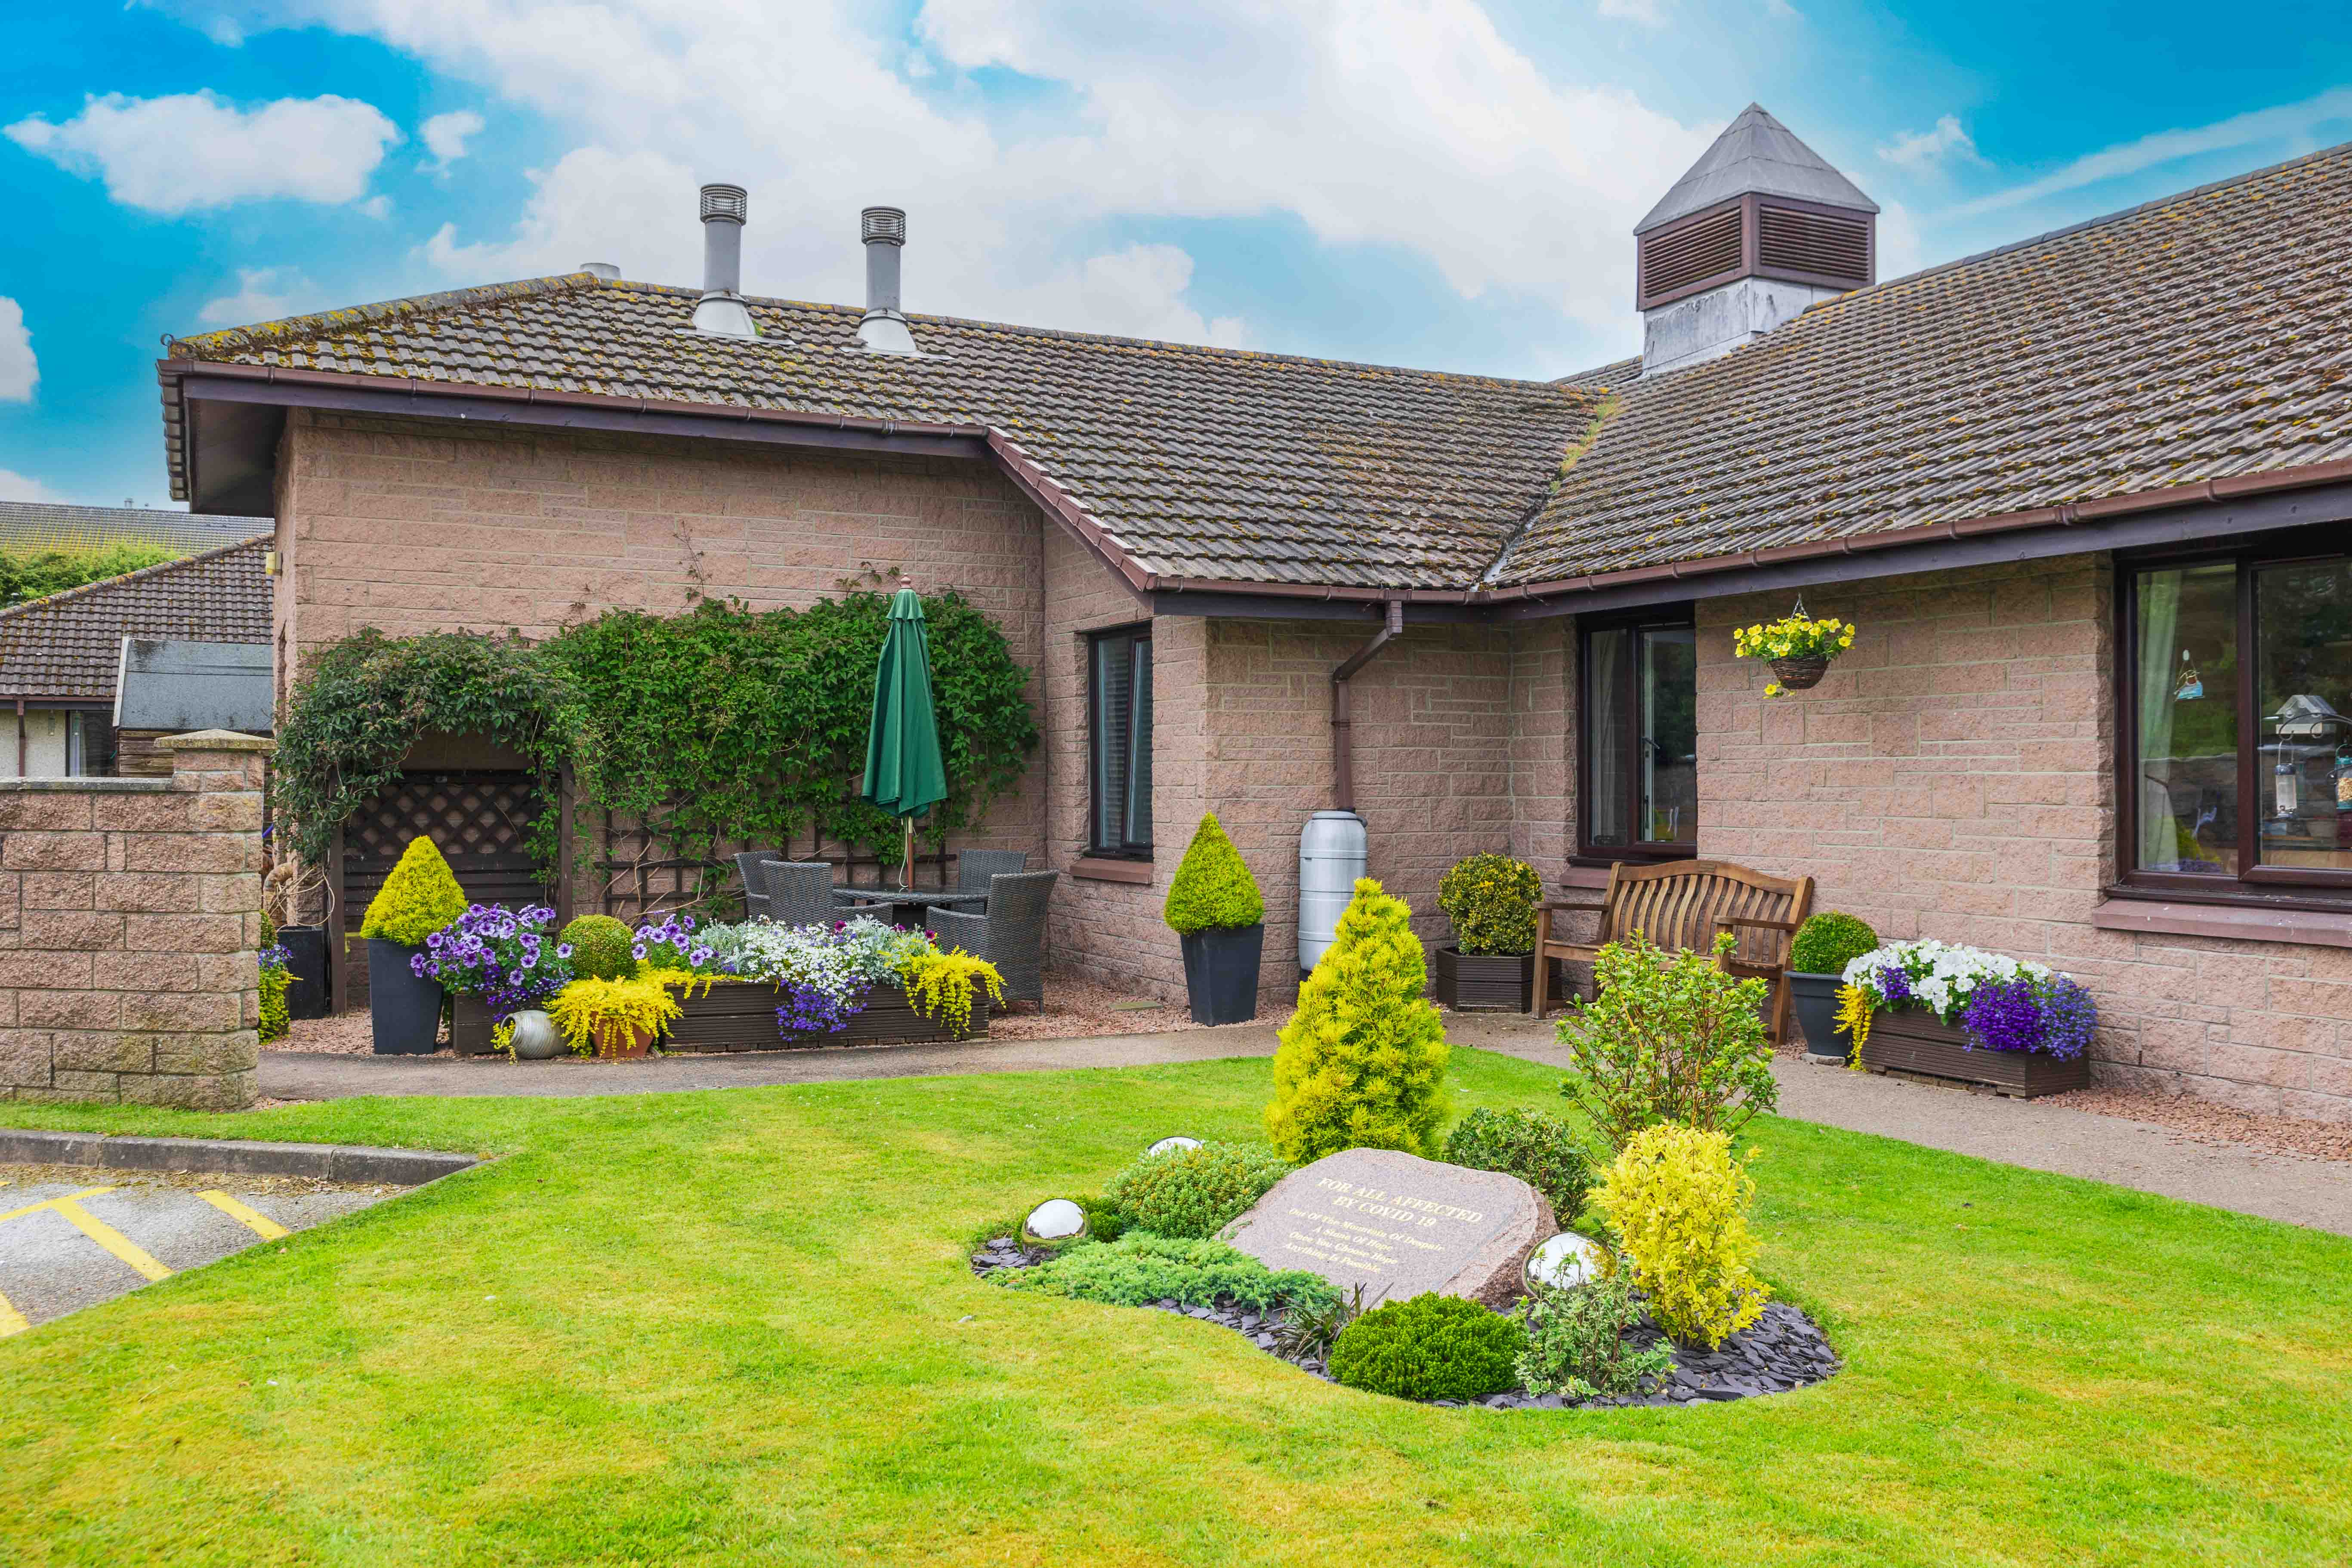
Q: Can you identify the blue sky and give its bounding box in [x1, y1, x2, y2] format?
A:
[3, 0, 2349, 511]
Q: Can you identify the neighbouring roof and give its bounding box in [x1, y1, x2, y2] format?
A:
[1491, 140, 2352, 587]
[0, 501, 271, 557]
[1634, 104, 1878, 235]
[163, 284, 1593, 592]
[0, 538, 272, 702]
[157, 139, 2352, 600]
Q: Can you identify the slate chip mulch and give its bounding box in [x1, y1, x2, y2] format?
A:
[970, 1240, 1840, 1409]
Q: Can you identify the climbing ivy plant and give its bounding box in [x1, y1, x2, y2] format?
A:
[543, 588, 1037, 889]
[271, 629, 582, 869]
[272, 586, 1038, 898]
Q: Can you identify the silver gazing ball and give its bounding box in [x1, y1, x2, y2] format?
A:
[507, 1009, 563, 1060]
[1023, 1198, 1088, 1243]
[1524, 1232, 1603, 1293]
[1146, 1136, 1203, 1157]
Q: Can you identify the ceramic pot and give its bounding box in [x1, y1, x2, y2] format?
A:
[508, 1009, 563, 1059]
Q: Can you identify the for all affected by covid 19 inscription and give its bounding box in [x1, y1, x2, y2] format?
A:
[1222, 1148, 1549, 1306]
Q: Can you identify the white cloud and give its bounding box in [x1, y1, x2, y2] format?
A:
[1956, 85, 2352, 218]
[1038, 245, 1251, 348]
[1878, 114, 1983, 173]
[1763, 0, 1801, 18]
[4, 91, 399, 215]
[198, 267, 315, 326]
[421, 108, 484, 170]
[0, 469, 69, 504]
[1598, 0, 1667, 22]
[241, 0, 1707, 346]
[0, 296, 35, 402]
[358, 194, 392, 218]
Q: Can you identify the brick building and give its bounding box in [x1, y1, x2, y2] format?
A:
[156, 109, 2352, 1117]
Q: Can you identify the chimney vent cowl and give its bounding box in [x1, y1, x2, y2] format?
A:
[579, 261, 620, 281]
[692, 182, 759, 339]
[857, 204, 920, 355]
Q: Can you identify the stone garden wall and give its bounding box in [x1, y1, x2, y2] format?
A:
[0, 731, 269, 1111]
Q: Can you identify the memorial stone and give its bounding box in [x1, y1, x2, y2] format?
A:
[1222, 1149, 1552, 1309]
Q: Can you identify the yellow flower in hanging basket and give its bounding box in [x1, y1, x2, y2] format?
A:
[1732, 610, 1857, 697]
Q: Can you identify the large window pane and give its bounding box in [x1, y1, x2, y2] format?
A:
[1089, 630, 1152, 855]
[1640, 627, 1698, 845]
[1587, 627, 1632, 847]
[2255, 559, 2352, 872]
[2134, 563, 2240, 875]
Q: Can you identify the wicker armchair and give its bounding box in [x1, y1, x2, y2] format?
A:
[924, 869, 1057, 1006]
[759, 860, 852, 928]
[951, 849, 1029, 905]
[733, 849, 784, 920]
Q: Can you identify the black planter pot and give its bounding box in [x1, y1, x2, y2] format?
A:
[277, 924, 330, 1020]
[368, 940, 443, 1055]
[1787, 971, 1847, 1061]
[1180, 923, 1265, 1026]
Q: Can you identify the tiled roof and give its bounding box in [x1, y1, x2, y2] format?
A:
[160, 140, 2352, 597]
[1491, 143, 2352, 587]
[166, 284, 1594, 592]
[0, 502, 271, 557]
[0, 538, 271, 701]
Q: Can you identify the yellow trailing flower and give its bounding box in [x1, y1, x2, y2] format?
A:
[900, 949, 1005, 1033]
[1835, 982, 1875, 1071]
[547, 975, 682, 1057]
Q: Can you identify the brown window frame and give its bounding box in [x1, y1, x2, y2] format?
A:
[1085, 623, 1154, 861]
[2115, 531, 2352, 908]
[1576, 606, 1700, 866]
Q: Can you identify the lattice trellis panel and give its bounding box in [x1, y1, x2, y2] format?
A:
[595, 810, 951, 926]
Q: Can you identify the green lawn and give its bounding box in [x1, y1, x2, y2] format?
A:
[2, 1050, 2347, 1567]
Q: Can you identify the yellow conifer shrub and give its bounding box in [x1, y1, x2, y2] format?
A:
[1593, 1123, 1767, 1349]
[1265, 877, 1451, 1162]
[358, 837, 469, 945]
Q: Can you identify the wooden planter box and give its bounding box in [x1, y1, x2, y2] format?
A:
[1860, 1007, 2088, 1097]
[451, 994, 496, 1056]
[1435, 948, 1535, 1012]
[664, 978, 993, 1053]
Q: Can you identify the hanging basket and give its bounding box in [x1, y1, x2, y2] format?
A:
[1769, 654, 1831, 691]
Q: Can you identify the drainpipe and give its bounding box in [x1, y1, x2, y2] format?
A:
[1330, 600, 1405, 812]
[14, 698, 23, 778]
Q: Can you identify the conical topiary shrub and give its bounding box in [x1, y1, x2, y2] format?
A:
[360, 836, 469, 943]
[1266, 877, 1451, 1162]
[360, 836, 469, 1055]
[1165, 813, 1267, 1026]
[1162, 812, 1264, 933]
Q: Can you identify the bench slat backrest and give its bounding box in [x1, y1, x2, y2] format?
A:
[1599, 858, 1810, 962]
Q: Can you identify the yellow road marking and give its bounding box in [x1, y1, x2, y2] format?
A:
[0, 1186, 114, 1225]
[49, 1199, 170, 1282]
[197, 1191, 290, 1241]
[0, 1290, 28, 1337]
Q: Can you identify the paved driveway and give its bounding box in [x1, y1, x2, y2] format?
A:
[0, 1166, 389, 1335]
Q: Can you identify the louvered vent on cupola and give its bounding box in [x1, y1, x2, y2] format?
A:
[1636, 195, 1875, 311]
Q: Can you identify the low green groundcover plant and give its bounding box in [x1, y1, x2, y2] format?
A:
[1442, 1107, 1593, 1222]
[1513, 1272, 1673, 1400]
[1435, 852, 1542, 956]
[995, 1233, 1336, 1313]
[1327, 1292, 1527, 1401]
[1101, 1141, 1291, 1239]
[1790, 911, 1880, 976]
[1162, 813, 1266, 934]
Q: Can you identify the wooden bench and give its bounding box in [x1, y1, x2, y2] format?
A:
[1532, 859, 1815, 1043]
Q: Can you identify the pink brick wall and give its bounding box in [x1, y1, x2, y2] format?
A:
[278, 410, 1051, 873]
[1697, 556, 2352, 1120]
[0, 734, 268, 1110]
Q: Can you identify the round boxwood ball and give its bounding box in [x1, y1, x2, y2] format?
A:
[561, 914, 638, 980]
[1327, 1292, 1527, 1401]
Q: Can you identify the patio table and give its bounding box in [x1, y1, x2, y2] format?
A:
[833, 887, 986, 932]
